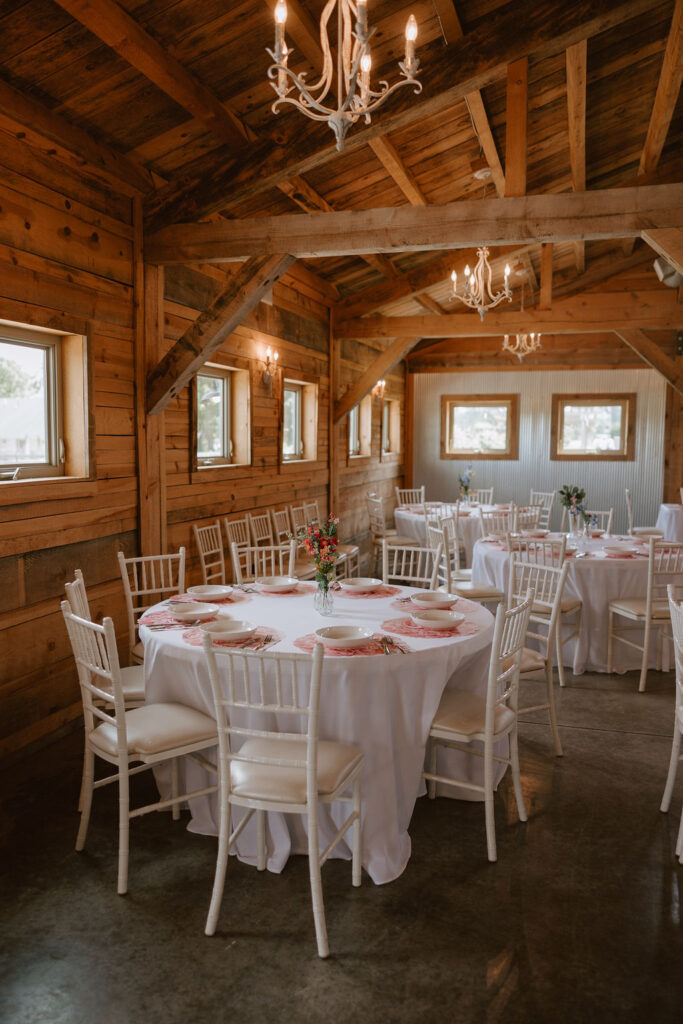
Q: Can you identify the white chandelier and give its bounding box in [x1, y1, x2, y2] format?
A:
[267, 1, 422, 152]
[502, 332, 542, 361]
[450, 247, 512, 321]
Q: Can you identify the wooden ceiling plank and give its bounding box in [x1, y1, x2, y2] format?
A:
[0, 75, 153, 195]
[465, 91, 506, 199]
[642, 227, 683, 275]
[145, 184, 683, 264]
[368, 135, 428, 206]
[334, 337, 422, 424]
[539, 243, 553, 308]
[566, 39, 587, 272]
[147, 254, 295, 415]
[51, 0, 251, 150]
[505, 58, 528, 198]
[637, 0, 683, 178]
[615, 328, 683, 394]
[145, 0, 657, 228]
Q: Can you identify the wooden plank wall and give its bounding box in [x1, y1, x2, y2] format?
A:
[0, 132, 138, 759]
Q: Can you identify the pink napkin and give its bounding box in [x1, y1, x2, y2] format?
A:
[294, 633, 411, 656]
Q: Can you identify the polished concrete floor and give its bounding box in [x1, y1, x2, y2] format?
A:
[2, 670, 683, 1024]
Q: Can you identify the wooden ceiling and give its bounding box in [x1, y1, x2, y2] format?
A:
[0, 0, 681, 381]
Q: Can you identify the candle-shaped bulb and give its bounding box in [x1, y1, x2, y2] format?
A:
[273, 350, 279, 363]
[266, 346, 272, 360]
[504, 263, 510, 278]
[405, 14, 418, 42]
[274, 0, 287, 24]
[469, 273, 475, 288]
[405, 13, 417, 69]
[464, 264, 470, 277]
[357, 0, 368, 34]
[451, 269, 457, 285]
[360, 52, 372, 74]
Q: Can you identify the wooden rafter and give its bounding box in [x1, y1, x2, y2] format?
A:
[368, 135, 427, 206]
[615, 329, 683, 394]
[539, 243, 553, 308]
[505, 58, 528, 198]
[566, 39, 587, 271]
[637, 0, 683, 178]
[0, 75, 153, 195]
[145, 0, 657, 228]
[334, 337, 422, 424]
[145, 185, 683, 264]
[147, 254, 295, 415]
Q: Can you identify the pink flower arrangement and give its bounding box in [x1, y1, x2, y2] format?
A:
[299, 514, 339, 589]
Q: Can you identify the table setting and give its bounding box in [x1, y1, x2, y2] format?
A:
[394, 501, 508, 566]
[139, 574, 496, 885]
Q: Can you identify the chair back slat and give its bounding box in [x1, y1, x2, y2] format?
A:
[61, 602, 127, 741]
[485, 592, 534, 732]
[530, 490, 555, 530]
[506, 534, 567, 566]
[514, 505, 542, 530]
[247, 512, 275, 546]
[481, 508, 515, 536]
[395, 485, 425, 506]
[366, 493, 388, 538]
[271, 508, 292, 544]
[650, 540, 683, 611]
[471, 487, 493, 505]
[65, 569, 92, 620]
[193, 521, 226, 585]
[230, 540, 297, 584]
[667, 585, 683, 710]
[117, 548, 186, 652]
[508, 558, 569, 658]
[382, 540, 440, 589]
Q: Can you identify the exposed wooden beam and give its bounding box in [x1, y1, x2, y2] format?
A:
[539, 243, 553, 308]
[642, 228, 683, 276]
[416, 294, 446, 315]
[368, 135, 428, 206]
[336, 246, 531, 320]
[465, 92, 506, 199]
[145, 0, 656, 228]
[147, 254, 295, 415]
[335, 292, 681, 338]
[0, 75, 153, 195]
[145, 185, 683, 264]
[615, 329, 683, 394]
[566, 39, 587, 271]
[505, 58, 527, 197]
[637, 0, 683, 178]
[334, 337, 422, 424]
[52, 0, 250, 150]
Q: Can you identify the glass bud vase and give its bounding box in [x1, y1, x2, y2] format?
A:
[314, 580, 334, 616]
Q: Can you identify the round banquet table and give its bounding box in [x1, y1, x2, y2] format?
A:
[394, 503, 501, 567]
[655, 504, 683, 542]
[471, 533, 666, 675]
[140, 583, 495, 885]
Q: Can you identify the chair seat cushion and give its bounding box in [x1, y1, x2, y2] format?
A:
[120, 664, 146, 703]
[91, 703, 217, 759]
[609, 598, 669, 619]
[294, 557, 317, 578]
[380, 534, 419, 547]
[532, 597, 581, 615]
[519, 647, 546, 673]
[454, 568, 472, 581]
[337, 544, 359, 557]
[452, 581, 504, 599]
[632, 528, 663, 537]
[230, 738, 363, 804]
[131, 640, 145, 664]
[430, 690, 515, 740]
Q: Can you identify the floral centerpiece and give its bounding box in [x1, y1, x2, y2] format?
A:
[459, 464, 474, 500]
[558, 485, 590, 528]
[298, 513, 339, 614]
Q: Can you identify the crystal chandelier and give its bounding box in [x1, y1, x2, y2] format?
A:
[267, 1, 422, 152]
[450, 247, 512, 321]
[502, 332, 542, 361]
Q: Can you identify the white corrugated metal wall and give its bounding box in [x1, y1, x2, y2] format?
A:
[412, 368, 666, 534]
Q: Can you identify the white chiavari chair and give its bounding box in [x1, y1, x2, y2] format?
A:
[303, 499, 360, 577]
[625, 489, 663, 538]
[608, 539, 683, 691]
[270, 508, 316, 580]
[247, 511, 275, 547]
[509, 558, 570, 757]
[193, 521, 226, 586]
[514, 505, 542, 530]
[223, 517, 251, 582]
[480, 507, 515, 537]
[660, 584, 683, 864]
[202, 637, 363, 958]
[530, 490, 556, 530]
[423, 593, 534, 861]
[117, 548, 186, 665]
[471, 487, 494, 505]
[381, 539, 440, 589]
[62, 602, 217, 894]
[366, 493, 417, 575]
[395, 485, 425, 506]
[559, 506, 614, 534]
[230, 540, 297, 585]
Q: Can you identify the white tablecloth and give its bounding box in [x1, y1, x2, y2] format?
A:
[141, 585, 495, 885]
[394, 504, 499, 567]
[655, 504, 683, 542]
[471, 534, 665, 675]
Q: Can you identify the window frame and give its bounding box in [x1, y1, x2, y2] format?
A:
[347, 394, 372, 462]
[282, 381, 304, 461]
[191, 356, 251, 479]
[380, 398, 401, 460]
[440, 393, 519, 461]
[0, 321, 92, 485]
[195, 366, 233, 467]
[280, 372, 319, 465]
[348, 403, 360, 457]
[550, 392, 636, 462]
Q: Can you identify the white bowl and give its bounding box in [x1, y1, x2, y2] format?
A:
[255, 576, 299, 593]
[520, 529, 549, 539]
[171, 602, 219, 622]
[603, 545, 638, 557]
[201, 619, 257, 642]
[337, 577, 382, 593]
[409, 592, 459, 610]
[410, 609, 466, 630]
[187, 584, 233, 600]
[314, 626, 374, 649]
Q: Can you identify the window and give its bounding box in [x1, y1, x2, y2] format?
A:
[348, 395, 371, 459]
[282, 376, 318, 462]
[194, 361, 250, 471]
[440, 394, 519, 460]
[0, 322, 89, 481]
[381, 399, 401, 457]
[551, 393, 636, 461]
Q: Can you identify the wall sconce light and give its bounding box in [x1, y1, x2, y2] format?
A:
[373, 379, 386, 400]
[262, 346, 279, 395]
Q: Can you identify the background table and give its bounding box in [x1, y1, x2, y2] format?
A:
[655, 504, 683, 542]
[141, 584, 495, 885]
[471, 534, 663, 675]
[394, 504, 500, 567]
